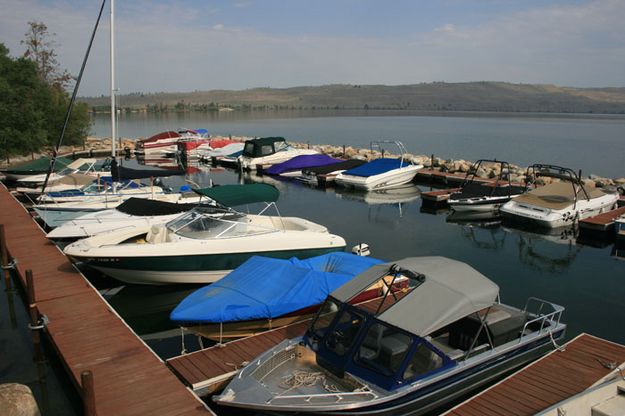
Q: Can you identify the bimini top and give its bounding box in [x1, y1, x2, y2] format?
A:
[332, 256, 500, 337]
[170, 253, 384, 323]
[193, 184, 279, 207]
[242, 137, 286, 158]
[265, 154, 343, 175]
[342, 158, 408, 178]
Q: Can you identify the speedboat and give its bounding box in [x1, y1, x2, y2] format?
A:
[238, 137, 318, 171]
[15, 173, 96, 196]
[135, 129, 208, 156]
[63, 184, 347, 285]
[1, 156, 73, 182]
[265, 154, 343, 177]
[447, 159, 527, 212]
[36, 177, 164, 204]
[198, 142, 244, 163]
[16, 158, 109, 187]
[300, 159, 367, 186]
[501, 164, 619, 228]
[45, 196, 201, 240]
[214, 256, 566, 415]
[170, 253, 383, 341]
[335, 141, 423, 190]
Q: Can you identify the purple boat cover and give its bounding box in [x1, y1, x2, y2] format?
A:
[266, 154, 343, 175]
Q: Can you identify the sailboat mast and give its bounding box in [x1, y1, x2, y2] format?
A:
[110, 0, 116, 158]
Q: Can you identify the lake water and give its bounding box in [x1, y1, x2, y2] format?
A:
[92, 110, 625, 178]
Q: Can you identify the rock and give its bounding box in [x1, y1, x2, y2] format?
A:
[476, 167, 489, 178]
[0, 384, 40, 416]
[614, 178, 625, 185]
[594, 178, 614, 188]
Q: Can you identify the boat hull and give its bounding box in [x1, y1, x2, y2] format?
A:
[79, 247, 345, 285]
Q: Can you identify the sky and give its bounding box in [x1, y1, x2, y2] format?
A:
[0, 0, 623, 96]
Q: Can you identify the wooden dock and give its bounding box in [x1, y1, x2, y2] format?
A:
[579, 205, 625, 232]
[421, 187, 461, 203]
[443, 333, 625, 416]
[0, 184, 212, 415]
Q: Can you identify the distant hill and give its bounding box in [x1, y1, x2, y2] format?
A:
[80, 82, 625, 114]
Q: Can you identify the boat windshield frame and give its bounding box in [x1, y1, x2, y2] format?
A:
[370, 140, 412, 168]
[164, 202, 283, 240]
[525, 164, 591, 206]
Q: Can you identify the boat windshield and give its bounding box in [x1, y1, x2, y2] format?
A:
[325, 308, 366, 357]
[165, 207, 278, 240]
[310, 298, 341, 339]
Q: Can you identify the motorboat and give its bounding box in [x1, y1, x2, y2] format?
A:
[1, 156, 73, 182]
[198, 142, 244, 163]
[214, 256, 566, 415]
[335, 141, 423, 190]
[16, 158, 109, 187]
[238, 137, 318, 171]
[170, 253, 384, 341]
[63, 184, 347, 285]
[265, 154, 343, 177]
[447, 160, 527, 212]
[501, 164, 619, 228]
[15, 173, 96, 196]
[300, 159, 367, 186]
[36, 177, 165, 204]
[45, 196, 201, 240]
[135, 129, 208, 156]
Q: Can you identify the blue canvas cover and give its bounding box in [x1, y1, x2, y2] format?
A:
[265, 154, 342, 175]
[170, 252, 383, 324]
[342, 158, 408, 177]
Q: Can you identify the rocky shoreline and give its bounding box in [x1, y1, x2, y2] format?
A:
[3, 136, 624, 189]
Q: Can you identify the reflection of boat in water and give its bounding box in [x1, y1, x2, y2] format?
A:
[334, 183, 421, 205]
[215, 256, 566, 415]
[446, 210, 501, 227]
[503, 226, 581, 273]
[456, 224, 507, 251]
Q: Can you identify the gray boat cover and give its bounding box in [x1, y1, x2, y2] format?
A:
[331, 256, 499, 337]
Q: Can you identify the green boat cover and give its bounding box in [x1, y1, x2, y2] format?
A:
[6, 156, 73, 173]
[193, 184, 279, 206]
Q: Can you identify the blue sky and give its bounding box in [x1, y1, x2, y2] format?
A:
[0, 0, 622, 95]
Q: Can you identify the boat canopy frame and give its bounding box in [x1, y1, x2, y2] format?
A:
[370, 140, 411, 168]
[525, 164, 591, 208]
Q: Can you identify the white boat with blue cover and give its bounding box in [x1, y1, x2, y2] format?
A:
[63, 184, 347, 285]
[215, 256, 566, 415]
[335, 141, 423, 190]
[170, 253, 383, 341]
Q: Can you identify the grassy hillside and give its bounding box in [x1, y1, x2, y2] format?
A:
[80, 82, 625, 114]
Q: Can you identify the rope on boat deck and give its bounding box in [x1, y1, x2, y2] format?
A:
[280, 370, 340, 393]
[550, 331, 566, 352]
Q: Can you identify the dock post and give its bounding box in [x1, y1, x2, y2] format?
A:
[26, 270, 42, 361]
[81, 371, 97, 416]
[0, 224, 11, 290]
[431, 154, 435, 170]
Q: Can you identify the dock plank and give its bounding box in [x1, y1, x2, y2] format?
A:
[0, 184, 211, 416]
[579, 206, 625, 231]
[443, 333, 625, 416]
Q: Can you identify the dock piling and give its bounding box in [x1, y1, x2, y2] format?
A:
[81, 371, 96, 416]
[26, 270, 42, 361]
[1, 224, 12, 290]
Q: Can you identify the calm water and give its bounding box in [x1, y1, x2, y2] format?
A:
[92, 110, 625, 178]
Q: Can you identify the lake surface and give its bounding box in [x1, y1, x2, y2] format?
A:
[92, 110, 625, 178]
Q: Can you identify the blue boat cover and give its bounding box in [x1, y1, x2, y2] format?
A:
[342, 158, 408, 178]
[265, 154, 342, 175]
[170, 252, 383, 323]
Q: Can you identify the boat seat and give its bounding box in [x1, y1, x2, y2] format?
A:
[145, 224, 169, 244]
[359, 324, 386, 360]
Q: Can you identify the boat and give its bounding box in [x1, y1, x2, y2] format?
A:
[335, 141, 423, 190]
[198, 142, 244, 164]
[0, 156, 73, 182]
[63, 184, 347, 285]
[170, 252, 384, 341]
[300, 159, 367, 186]
[15, 173, 96, 196]
[265, 154, 343, 177]
[135, 129, 208, 156]
[500, 164, 619, 228]
[16, 158, 109, 187]
[214, 256, 566, 415]
[45, 196, 201, 239]
[238, 137, 318, 171]
[447, 160, 527, 212]
[36, 177, 164, 204]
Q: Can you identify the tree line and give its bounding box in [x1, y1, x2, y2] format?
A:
[0, 22, 90, 162]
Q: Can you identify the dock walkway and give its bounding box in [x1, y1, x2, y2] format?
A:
[0, 184, 211, 415]
[579, 205, 625, 232]
[444, 333, 625, 416]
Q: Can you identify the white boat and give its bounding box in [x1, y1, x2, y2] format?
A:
[300, 159, 367, 186]
[335, 141, 423, 190]
[501, 164, 619, 228]
[45, 197, 202, 239]
[198, 142, 244, 161]
[214, 256, 566, 415]
[135, 129, 209, 156]
[238, 137, 318, 171]
[16, 158, 108, 187]
[36, 177, 165, 204]
[447, 160, 528, 212]
[15, 173, 96, 195]
[63, 184, 347, 285]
